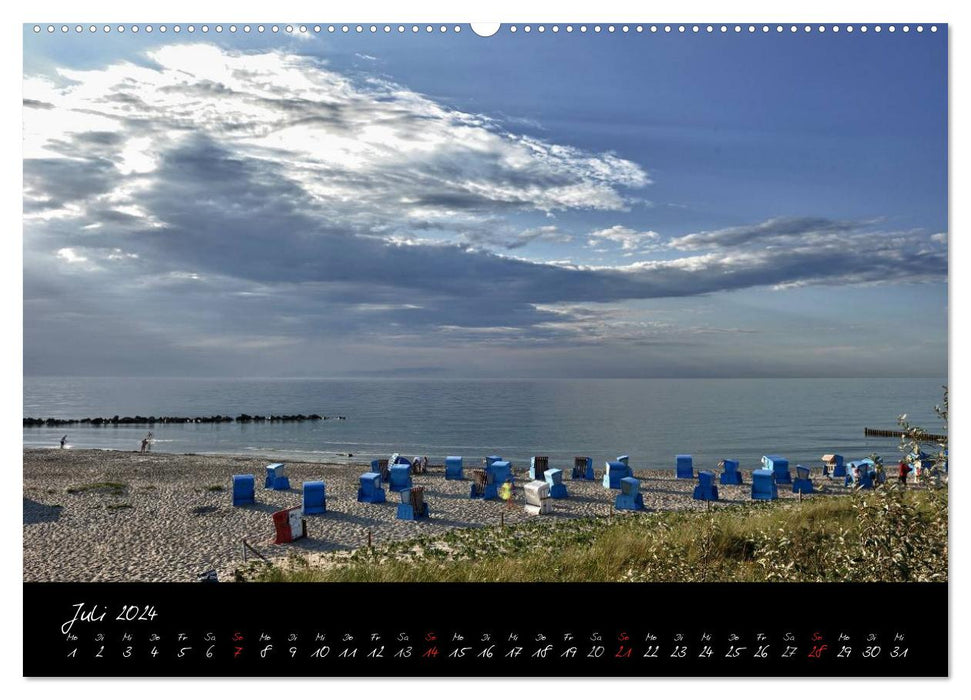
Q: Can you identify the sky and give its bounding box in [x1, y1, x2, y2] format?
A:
[22, 25, 948, 378]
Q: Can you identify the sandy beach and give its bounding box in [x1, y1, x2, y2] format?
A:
[23, 447, 850, 582]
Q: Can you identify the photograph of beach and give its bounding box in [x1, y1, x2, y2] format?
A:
[22, 24, 948, 586]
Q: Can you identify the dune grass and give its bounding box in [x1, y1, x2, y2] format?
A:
[248, 487, 946, 584]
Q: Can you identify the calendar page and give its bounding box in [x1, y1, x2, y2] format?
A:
[21, 20, 948, 678]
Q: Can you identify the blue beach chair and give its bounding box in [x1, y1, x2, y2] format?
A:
[615, 477, 645, 511]
[675, 454, 693, 479]
[302, 481, 327, 514]
[544, 468, 568, 499]
[719, 459, 743, 485]
[751, 469, 778, 501]
[397, 487, 430, 521]
[232, 474, 255, 506]
[603, 460, 631, 489]
[471, 461, 513, 500]
[371, 458, 389, 483]
[357, 472, 386, 503]
[792, 466, 813, 495]
[489, 460, 513, 481]
[822, 454, 845, 478]
[693, 471, 719, 501]
[846, 460, 876, 489]
[264, 463, 290, 490]
[388, 464, 412, 493]
[445, 456, 464, 480]
[572, 456, 595, 480]
[529, 456, 549, 481]
[762, 455, 791, 485]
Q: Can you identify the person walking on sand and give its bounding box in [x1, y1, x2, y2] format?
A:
[898, 459, 912, 487]
[59, 435, 67, 449]
[140, 436, 149, 453]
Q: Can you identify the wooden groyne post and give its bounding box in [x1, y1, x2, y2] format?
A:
[865, 427, 947, 441]
[241, 538, 269, 564]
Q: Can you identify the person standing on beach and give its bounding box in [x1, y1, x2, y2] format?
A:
[59, 435, 67, 449]
[898, 459, 911, 487]
[499, 480, 516, 510]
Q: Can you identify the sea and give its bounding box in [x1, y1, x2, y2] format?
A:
[22, 377, 946, 471]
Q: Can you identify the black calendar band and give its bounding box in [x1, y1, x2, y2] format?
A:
[24, 582, 947, 677]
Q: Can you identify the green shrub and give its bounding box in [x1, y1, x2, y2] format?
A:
[66, 482, 127, 496]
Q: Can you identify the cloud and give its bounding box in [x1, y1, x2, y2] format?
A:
[668, 216, 861, 251]
[588, 225, 661, 251]
[55, 248, 87, 264]
[21, 44, 947, 376]
[607, 222, 946, 294]
[24, 43, 648, 233]
[505, 225, 572, 250]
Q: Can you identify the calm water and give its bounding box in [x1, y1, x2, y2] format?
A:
[23, 377, 946, 470]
